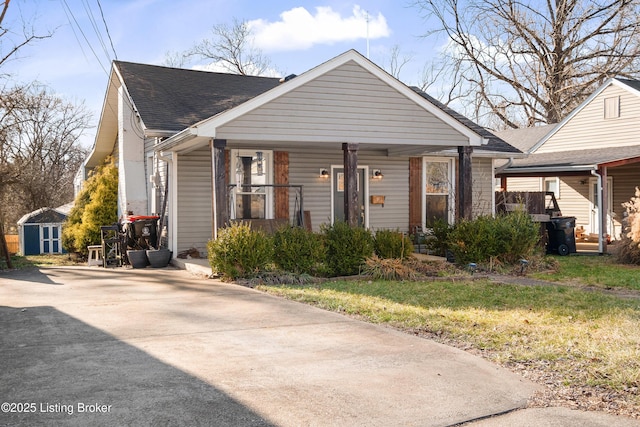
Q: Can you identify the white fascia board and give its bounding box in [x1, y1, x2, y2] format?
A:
[501, 164, 597, 174]
[84, 65, 121, 169]
[154, 127, 200, 152]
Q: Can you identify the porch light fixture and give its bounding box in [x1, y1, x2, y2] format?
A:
[319, 168, 329, 178]
[256, 151, 264, 176]
[372, 169, 383, 180]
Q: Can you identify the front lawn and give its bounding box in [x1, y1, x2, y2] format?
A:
[257, 257, 640, 416]
[532, 254, 640, 291]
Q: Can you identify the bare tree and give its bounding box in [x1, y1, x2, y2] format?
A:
[413, 0, 640, 129]
[0, 0, 52, 70]
[189, 18, 273, 76]
[0, 84, 89, 266]
[0, 0, 55, 267]
[381, 45, 413, 80]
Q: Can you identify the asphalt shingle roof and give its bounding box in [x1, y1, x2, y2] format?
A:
[115, 61, 282, 132]
[506, 146, 640, 170]
[494, 125, 556, 153]
[410, 88, 521, 154]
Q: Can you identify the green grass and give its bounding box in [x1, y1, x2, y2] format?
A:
[532, 254, 640, 290]
[258, 278, 640, 395]
[0, 254, 82, 270]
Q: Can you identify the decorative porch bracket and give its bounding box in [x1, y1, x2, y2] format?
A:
[342, 143, 359, 227]
[211, 138, 228, 239]
[457, 146, 473, 221]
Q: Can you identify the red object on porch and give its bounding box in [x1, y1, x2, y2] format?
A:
[124, 215, 160, 222]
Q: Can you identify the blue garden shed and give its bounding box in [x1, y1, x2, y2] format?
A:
[17, 204, 72, 255]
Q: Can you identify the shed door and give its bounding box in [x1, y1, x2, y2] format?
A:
[23, 225, 40, 255]
[41, 225, 61, 254]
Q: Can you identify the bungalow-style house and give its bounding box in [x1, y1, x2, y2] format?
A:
[17, 204, 72, 255]
[82, 50, 520, 259]
[496, 78, 640, 253]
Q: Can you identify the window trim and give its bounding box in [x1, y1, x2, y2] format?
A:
[229, 149, 274, 220]
[422, 157, 455, 229]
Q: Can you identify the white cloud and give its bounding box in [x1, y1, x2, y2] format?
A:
[248, 5, 390, 52]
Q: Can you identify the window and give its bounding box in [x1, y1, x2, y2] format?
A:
[231, 150, 273, 219]
[423, 158, 454, 227]
[604, 96, 620, 119]
[543, 177, 560, 198]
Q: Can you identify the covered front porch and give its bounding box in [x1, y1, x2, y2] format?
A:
[155, 50, 491, 256]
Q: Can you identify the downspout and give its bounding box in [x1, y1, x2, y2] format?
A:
[591, 168, 604, 254]
[157, 151, 173, 251]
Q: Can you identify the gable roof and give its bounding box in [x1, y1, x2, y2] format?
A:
[157, 50, 519, 155]
[115, 61, 281, 132]
[498, 78, 640, 175]
[17, 206, 69, 225]
[529, 78, 640, 153]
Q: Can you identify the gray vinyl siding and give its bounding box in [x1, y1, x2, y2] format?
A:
[217, 61, 468, 146]
[471, 158, 494, 217]
[537, 85, 640, 153]
[176, 147, 212, 254]
[286, 148, 410, 232]
[556, 177, 590, 230]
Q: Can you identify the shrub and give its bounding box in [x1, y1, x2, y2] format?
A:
[207, 222, 272, 280]
[448, 211, 539, 266]
[373, 229, 413, 259]
[62, 157, 118, 255]
[272, 225, 325, 275]
[322, 221, 374, 276]
[496, 210, 540, 264]
[425, 219, 453, 257]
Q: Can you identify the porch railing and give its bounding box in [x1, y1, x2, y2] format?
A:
[227, 184, 305, 230]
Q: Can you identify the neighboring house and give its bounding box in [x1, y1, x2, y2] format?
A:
[17, 204, 72, 255]
[496, 78, 640, 253]
[82, 49, 520, 259]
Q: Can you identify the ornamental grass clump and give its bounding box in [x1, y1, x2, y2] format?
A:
[373, 229, 414, 259]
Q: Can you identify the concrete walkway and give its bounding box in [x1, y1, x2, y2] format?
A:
[0, 266, 637, 426]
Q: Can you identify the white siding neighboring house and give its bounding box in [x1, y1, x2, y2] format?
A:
[82, 50, 521, 261]
[496, 78, 640, 253]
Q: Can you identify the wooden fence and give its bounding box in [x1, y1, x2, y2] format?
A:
[5, 235, 19, 254]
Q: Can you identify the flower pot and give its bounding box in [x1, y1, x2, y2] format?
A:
[146, 248, 172, 268]
[127, 250, 149, 268]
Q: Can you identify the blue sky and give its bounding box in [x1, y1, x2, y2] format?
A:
[4, 1, 442, 147]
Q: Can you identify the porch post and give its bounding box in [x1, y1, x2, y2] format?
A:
[457, 146, 473, 221]
[342, 143, 359, 227]
[211, 138, 228, 239]
[599, 165, 608, 254]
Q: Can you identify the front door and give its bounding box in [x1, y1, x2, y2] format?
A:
[332, 167, 367, 227]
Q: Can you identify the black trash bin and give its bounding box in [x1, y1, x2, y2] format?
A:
[546, 216, 577, 256]
[123, 215, 159, 250]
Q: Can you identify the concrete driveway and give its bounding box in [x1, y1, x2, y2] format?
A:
[0, 266, 637, 426]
